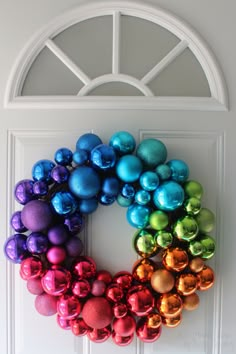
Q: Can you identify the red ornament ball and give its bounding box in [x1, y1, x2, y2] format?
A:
[113, 315, 136, 336]
[112, 332, 134, 346]
[82, 297, 113, 329]
[96, 269, 112, 284]
[35, 293, 57, 316]
[71, 317, 90, 336]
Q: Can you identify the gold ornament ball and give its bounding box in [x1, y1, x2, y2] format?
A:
[183, 293, 200, 311]
[163, 247, 189, 272]
[195, 208, 215, 233]
[189, 257, 205, 273]
[158, 292, 183, 318]
[151, 269, 175, 294]
[176, 273, 198, 296]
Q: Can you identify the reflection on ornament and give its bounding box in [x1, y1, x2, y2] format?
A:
[163, 247, 189, 272]
[136, 317, 162, 342]
[158, 293, 183, 318]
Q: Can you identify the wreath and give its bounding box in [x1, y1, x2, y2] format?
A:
[4, 131, 215, 346]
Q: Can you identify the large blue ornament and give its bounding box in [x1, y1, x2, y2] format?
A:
[51, 191, 78, 215]
[127, 203, 151, 228]
[139, 171, 159, 191]
[79, 198, 98, 214]
[153, 181, 184, 211]
[91, 144, 116, 170]
[54, 148, 73, 166]
[136, 139, 167, 169]
[32, 159, 55, 182]
[167, 159, 189, 183]
[109, 131, 136, 156]
[69, 166, 101, 199]
[76, 133, 102, 152]
[116, 155, 143, 183]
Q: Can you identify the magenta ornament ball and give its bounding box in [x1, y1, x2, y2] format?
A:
[57, 295, 82, 319]
[41, 267, 71, 296]
[27, 277, 44, 295]
[46, 246, 67, 264]
[21, 200, 54, 232]
[35, 293, 58, 316]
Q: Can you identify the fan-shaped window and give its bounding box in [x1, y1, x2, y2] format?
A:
[5, 2, 228, 110]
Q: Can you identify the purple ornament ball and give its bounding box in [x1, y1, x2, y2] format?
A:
[14, 179, 34, 205]
[10, 211, 27, 232]
[33, 180, 48, 196]
[21, 200, 54, 232]
[4, 234, 28, 263]
[65, 237, 83, 258]
[51, 165, 69, 184]
[27, 232, 49, 254]
[48, 224, 69, 245]
[64, 212, 84, 235]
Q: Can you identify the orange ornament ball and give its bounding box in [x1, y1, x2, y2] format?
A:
[162, 247, 188, 272]
[162, 314, 182, 328]
[189, 257, 205, 273]
[151, 269, 175, 294]
[132, 258, 156, 283]
[82, 297, 113, 329]
[197, 265, 214, 291]
[158, 292, 183, 318]
[183, 293, 200, 311]
[176, 273, 198, 296]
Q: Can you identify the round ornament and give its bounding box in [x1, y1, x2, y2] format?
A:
[3, 131, 216, 346]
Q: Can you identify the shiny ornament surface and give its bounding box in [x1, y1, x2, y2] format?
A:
[151, 269, 175, 294]
[14, 179, 34, 205]
[82, 297, 113, 329]
[51, 191, 78, 215]
[4, 233, 28, 263]
[121, 183, 135, 199]
[133, 229, 158, 257]
[33, 180, 48, 196]
[162, 314, 182, 328]
[64, 212, 84, 234]
[155, 231, 173, 248]
[20, 257, 43, 280]
[46, 246, 66, 264]
[57, 315, 71, 330]
[146, 313, 162, 329]
[175, 273, 198, 295]
[69, 166, 101, 199]
[106, 284, 124, 303]
[173, 216, 199, 241]
[136, 138, 167, 169]
[27, 231, 49, 254]
[153, 181, 184, 211]
[116, 193, 133, 207]
[109, 131, 136, 156]
[116, 154, 143, 182]
[113, 303, 128, 318]
[72, 256, 96, 279]
[113, 315, 136, 336]
[158, 292, 183, 318]
[127, 285, 154, 316]
[41, 267, 71, 296]
[54, 147, 72, 166]
[184, 197, 201, 215]
[163, 247, 189, 272]
[72, 279, 91, 298]
[57, 294, 81, 319]
[113, 271, 133, 290]
[135, 189, 151, 205]
[197, 265, 214, 291]
[112, 332, 134, 346]
[96, 269, 112, 285]
[132, 258, 156, 283]
[51, 165, 69, 183]
[32, 159, 55, 182]
[71, 318, 89, 336]
[183, 293, 200, 311]
[184, 180, 203, 199]
[21, 200, 53, 232]
[149, 210, 169, 230]
[91, 144, 116, 170]
[10, 211, 27, 232]
[167, 159, 189, 183]
[189, 240, 203, 256]
[189, 257, 205, 273]
[200, 234, 216, 259]
[87, 326, 111, 343]
[76, 133, 102, 152]
[139, 171, 159, 191]
[127, 203, 151, 228]
[136, 317, 162, 342]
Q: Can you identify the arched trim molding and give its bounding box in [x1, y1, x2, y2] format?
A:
[4, 1, 228, 110]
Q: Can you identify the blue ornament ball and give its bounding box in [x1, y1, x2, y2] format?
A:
[155, 164, 172, 180]
[102, 177, 120, 196]
[91, 144, 116, 170]
[127, 203, 151, 228]
[33, 180, 48, 196]
[135, 190, 151, 205]
[69, 166, 101, 199]
[79, 198, 98, 214]
[139, 171, 159, 191]
[109, 131, 136, 156]
[76, 133, 102, 152]
[51, 165, 69, 183]
[73, 149, 88, 166]
[136, 139, 167, 169]
[27, 232, 49, 254]
[99, 193, 116, 205]
[4, 234, 28, 263]
[121, 184, 135, 199]
[54, 148, 73, 166]
[116, 155, 143, 183]
[10, 211, 27, 232]
[51, 191, 78, 215]
[32, 160, 55, 182]
[153, 181, 184, 211]
[167, 159, 189, 183]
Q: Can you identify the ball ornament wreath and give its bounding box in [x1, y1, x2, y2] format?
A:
[4, 131, 216, 346]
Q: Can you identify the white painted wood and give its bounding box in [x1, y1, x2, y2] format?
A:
[45, 39, 91, 85]
[112, 11, 121, 74]
[4, 1, 228, 110]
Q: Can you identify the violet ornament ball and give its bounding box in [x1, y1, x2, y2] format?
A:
[48, 224, 69, 245]
[64, 212, 84, 234]
[4, 234, 28, 263]
[10, 211, 27, 232]
[21, 200, 54, 232]
[65, 237, 83, 258]
[27, 232, 49, 254]
[14, 179, 34, 205]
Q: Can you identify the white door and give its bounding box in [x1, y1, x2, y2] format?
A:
[0, 1, 235, 354]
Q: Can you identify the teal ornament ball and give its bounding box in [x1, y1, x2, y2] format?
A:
[155, 164, 171, 181]
[135, 190, 151, 205]
[139, 171, 159, 191]
[69, 166, 101, 199]
[136, 138, 167, 169]
[153, 181, 184, 211]
[117, 194, 133, 207]
[167, 159, 189, 183]
[109, 131, 136, 156]
[127, 203, 151, 228]
[116, 155, 143, 183]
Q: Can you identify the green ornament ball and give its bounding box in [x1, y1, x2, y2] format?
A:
[155, 231, 173, 248]
[133, 229, 158, 258]
[195, 208, 215, 233]
[200, 234, 216, 259]
[173, 216, 199, 242]
[184, 197, 201, 215]
[149, 210, 169, 231]
[189, 240, 203, 256]
[184, 180, 203, 199]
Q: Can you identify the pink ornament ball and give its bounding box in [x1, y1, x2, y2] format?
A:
[96, 269, 112, 285]
[91, 280, 106, 296]
[41, 267, 71, 296]
[82, 297, 113, 329]
[57, 315, 71, 330]
[57, 295, 81, 319]
[20, 256, 43, 280]
[27, 277, 44, 295]
[46, 246, 66, 264]
[113, 315, 136, 336]
[35, 293, 57, 316]
[72, 279, 91, 298]
[21, 200, 54, 232]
